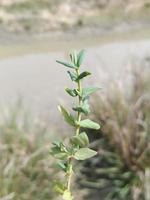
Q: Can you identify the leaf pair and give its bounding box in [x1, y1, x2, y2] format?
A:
[58, 105, 100, 129]
[56, 49, 85, 69]
[73, 98, 90, 115]
[70, 49, 85, 68]
[50, 142, 68, 160]
[68, 71, 91, 82]
[70, 132, 89, 147]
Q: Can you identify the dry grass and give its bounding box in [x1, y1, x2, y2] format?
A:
[0, 101, 56, 200]
[77, 60, 150, 200]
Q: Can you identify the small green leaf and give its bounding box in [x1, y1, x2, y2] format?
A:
[63, 190, 73, 200]
[65, 88, 78, 97]
[67, 71, 77, 82]
[82, 87, 100, 98]
[74, 148, 97, 160]
[73, 98, 90, 115]
[58, 105, 75, 126]
[56, 161, 67, 172]
[72, 105, 90, 115]
[76, 71, 91, 81]
[54, 152, 68, 160]
[56, 60, 77, 69]
[70, 132, 89, 147]
[54, 181, 66, 194]
[77, 49, 85, 67]
[77, 119, 100, 130]
[70, 51, 77, 66]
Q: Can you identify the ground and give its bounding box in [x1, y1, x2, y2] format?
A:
[0, 0, 150, 33]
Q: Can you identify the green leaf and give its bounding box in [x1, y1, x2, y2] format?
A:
[50, 142, 65, 155]
[74, 148, 97, 160]
[63, 190, 73, 200]
[82, 87, 100, 98]
[77, 49, 85, 67]
[54, 181, 66, 194]
[54, 152, 68, 160]
[56, 161, 67, 172]
[73, 105, 90, 115]
[73, 98, 90, 115]
[70, 132, 89, 147]
[77, 119, 100, 130]
[76, 71, 91, 81]
[70, 51, 77, 66]
[56, 60, 77, 69]
[67, 71, 77, 82]
[65, 88, 78, 97]
[58, 105, 75, 126]
[73, 106, 86, 114]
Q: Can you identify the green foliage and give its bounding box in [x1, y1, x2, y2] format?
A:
[82, 87, 100, 99]
[70, 132, 89, 147]
[74, 148, 97, 160]
[63, 190, 73, 200]
[58, 105, 75, 126]
[77, 119, 100, 130]
[56, 60, 77, 69]
[51, 49, 100, 199]
[76, 49, 85, 67]
[76, 71, 91, 81]
[65, 88, 78, 97]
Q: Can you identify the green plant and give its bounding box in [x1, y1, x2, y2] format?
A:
[50, 50, 100, 199]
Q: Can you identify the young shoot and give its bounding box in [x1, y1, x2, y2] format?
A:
[50, 50, 100, 200]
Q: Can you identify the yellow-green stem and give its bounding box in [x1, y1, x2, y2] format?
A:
[76, 69, 82, 136]
[66, 68, 83, 195]
[67, 158, 73, 191]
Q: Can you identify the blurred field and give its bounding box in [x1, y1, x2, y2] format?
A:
[78, 60, 150, 200]
[0, 100, 57, 200]
[0, 1, 150, 200]
[0, 0, 150, 33]
[0, 59, 149, 200]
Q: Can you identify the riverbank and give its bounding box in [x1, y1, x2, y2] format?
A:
[1, 20, 150, 59]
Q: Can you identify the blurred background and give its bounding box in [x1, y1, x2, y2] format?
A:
[0, 0, 149, 200]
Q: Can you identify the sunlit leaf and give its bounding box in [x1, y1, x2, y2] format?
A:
[55, 161, 67, 172]
[65, 88, 78, 97]
[54, 181, 66, 194]
[77, 49, 85, 67]
[63, 190, 73, 200]
[67, 71, 77, 82]
[70, 132, 89, 147]
[56, 60, 77, 69]
[74, 148, 97, 160]
[82, 87, 100, 98]
[58, 105, 75, 126]
[70, 51, 78, 66]
[77, 119, 100, 130]
[76, 71, 91, 81]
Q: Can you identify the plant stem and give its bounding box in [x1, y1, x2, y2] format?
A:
[67, 158, 73, 191]
[66, 68, 82, 195]
[76, 69, 82, 136]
